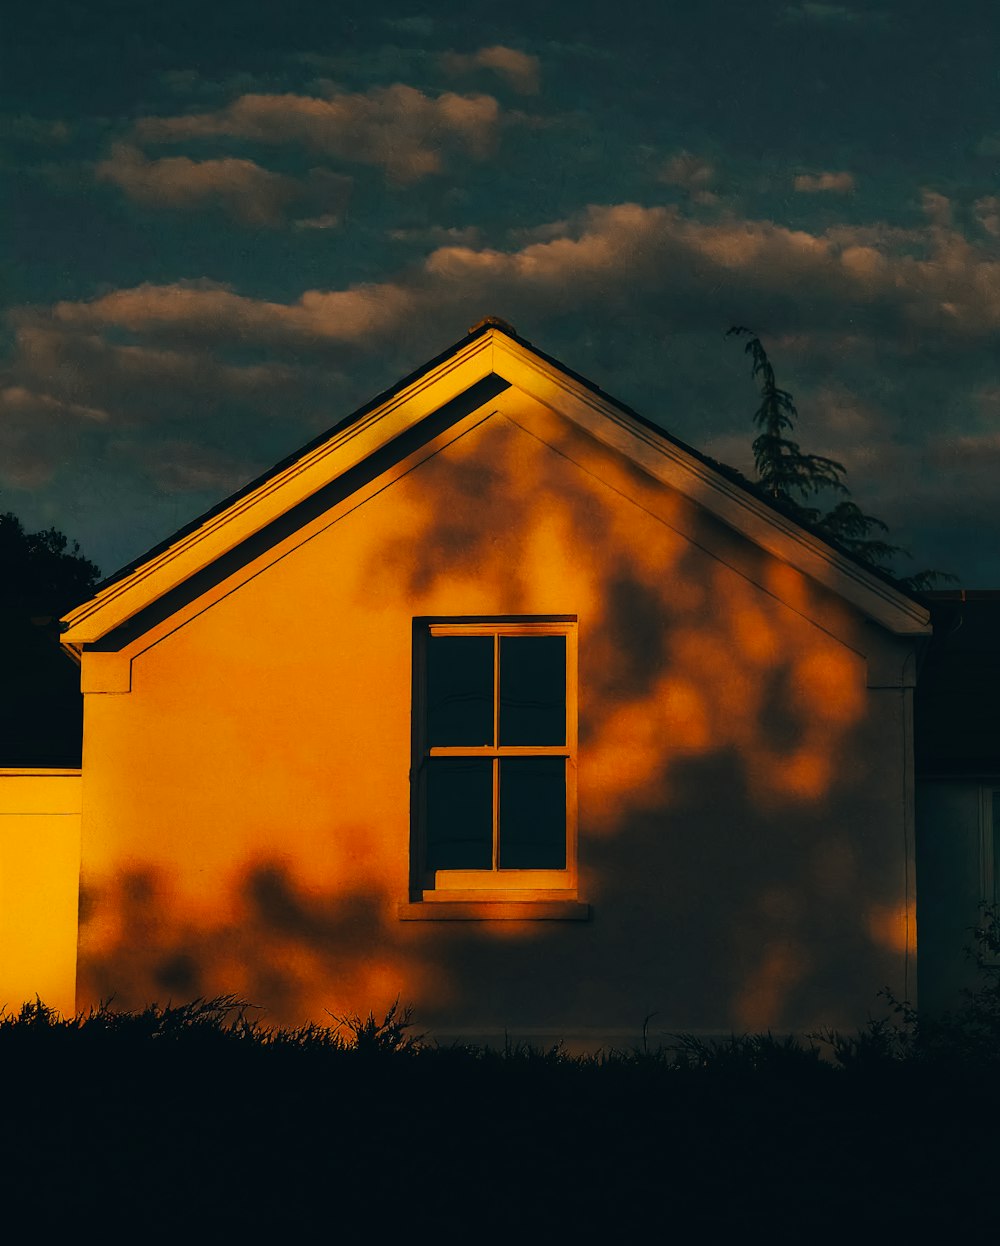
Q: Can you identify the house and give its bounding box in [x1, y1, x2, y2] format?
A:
[1, 319, 939, 1046]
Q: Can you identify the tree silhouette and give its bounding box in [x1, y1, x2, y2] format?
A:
[727, 327, 948, 592]
[1, 512, 100, 616]
[0, 512, 100, 765]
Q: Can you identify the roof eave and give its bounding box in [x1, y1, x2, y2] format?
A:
[60, 323, 931, 647]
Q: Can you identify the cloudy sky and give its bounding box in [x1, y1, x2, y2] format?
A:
[4, 0, 999, 585]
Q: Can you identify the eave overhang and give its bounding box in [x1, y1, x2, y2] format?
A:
[61, 325, 930, 649]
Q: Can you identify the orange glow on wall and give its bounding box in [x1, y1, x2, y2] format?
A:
[45, 345, 922, 1041]
[867, 904, 911, 955]
[0, 770, 80, 1016]
[734, 942, 810, 1032]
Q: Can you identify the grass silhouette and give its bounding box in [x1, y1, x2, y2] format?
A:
[3, 988, 999, 1231]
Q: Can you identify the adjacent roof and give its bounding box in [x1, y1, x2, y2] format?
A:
[62, 319, 931, 648]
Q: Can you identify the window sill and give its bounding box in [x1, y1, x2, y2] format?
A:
[397, 900, 591, 921]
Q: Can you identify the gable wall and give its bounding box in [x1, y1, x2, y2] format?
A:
[77, 397, 917, 1042]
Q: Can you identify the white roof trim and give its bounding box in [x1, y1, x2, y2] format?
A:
[491, 334, 930, 636]
[61, 327, 929, 645]
[62, 333, 497, 643]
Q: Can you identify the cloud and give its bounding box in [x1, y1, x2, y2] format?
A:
[412, 203, 1000, 342]
[440, 46, 541, 95]
[793, 171, 856, 194]
[95, 144, 303, 226]
[44, 280, 417, 351]
[0, 316, 321, 496]
[157, 68, 268, 101]
[159, 69, 204, 96]
[921, 188, 953, 228]
[133, 85, 502, 183]
[974, 196, 1000, 237]
[26, 197, 1000, 367]
[937, 432, 1000, 463]
[1, 385, 108, 424]
[120, 438, 259, 494]
[3, 115, 72, 145]
[388, 224, 484, 248]
[0, 385, 109, 487]
[12, 193, 1000, 557]
[659, 151, 717, 203]
[95, 144, 351, 227]
[292, 46, 437, 92]
[293, 213, 342, 231]
[8, 319, 304, 429]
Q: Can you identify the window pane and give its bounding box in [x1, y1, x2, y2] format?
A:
[498, 757, 566, 869]
[426, 636, 493, 746]
[426, 758, 493, 870]
[499, 636, 566, 746]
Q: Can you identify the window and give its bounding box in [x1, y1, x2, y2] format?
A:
[409, 619, 578, 906]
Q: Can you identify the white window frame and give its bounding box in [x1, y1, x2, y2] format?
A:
[410, 617, 578, 904]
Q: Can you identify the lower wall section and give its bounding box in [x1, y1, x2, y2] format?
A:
[0, 769, 81, 1017]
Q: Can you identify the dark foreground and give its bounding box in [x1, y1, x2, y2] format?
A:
[3, 998, 997, 1233]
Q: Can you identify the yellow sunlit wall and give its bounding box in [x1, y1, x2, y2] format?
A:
[0, 769, 81, 1017]
[75, 388, 918, 1043]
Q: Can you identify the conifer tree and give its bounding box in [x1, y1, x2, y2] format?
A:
[727, 327, 946, 591]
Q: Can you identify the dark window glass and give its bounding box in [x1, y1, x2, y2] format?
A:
[498, 757, 566, 869]
[426, 758, 493, 870]
[498, 636, 566, 746]
[426, 636, 493, 746]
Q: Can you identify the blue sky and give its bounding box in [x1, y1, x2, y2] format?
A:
[4, 0, 1000, 584]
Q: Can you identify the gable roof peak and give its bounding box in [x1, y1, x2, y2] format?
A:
[468, 315, 519, 338]
[61, 320, 931, 645]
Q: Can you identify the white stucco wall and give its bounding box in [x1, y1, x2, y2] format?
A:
[73, 393, 919, 1041]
